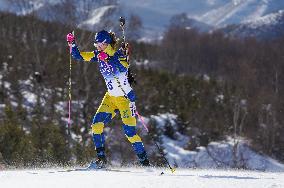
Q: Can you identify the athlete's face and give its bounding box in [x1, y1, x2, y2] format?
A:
[95, 42, 108, 51]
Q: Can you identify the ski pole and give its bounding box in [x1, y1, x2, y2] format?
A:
[119, 17, 126, 43]
[136, 111, 176, 173]
[119, 17, 130, 62]
[67, 31, 74, 135]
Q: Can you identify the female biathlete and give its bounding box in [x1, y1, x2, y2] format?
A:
[66, 30, 149, 169]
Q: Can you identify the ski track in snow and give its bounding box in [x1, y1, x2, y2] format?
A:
[0, 168, 283, 188]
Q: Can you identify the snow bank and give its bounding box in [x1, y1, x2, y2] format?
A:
[149, 113, 284, 172]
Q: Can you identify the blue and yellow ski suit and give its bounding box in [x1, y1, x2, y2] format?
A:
[70, 43, 147, 161]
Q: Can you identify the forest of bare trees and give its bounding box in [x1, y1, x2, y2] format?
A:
[143, 25, 284, 161]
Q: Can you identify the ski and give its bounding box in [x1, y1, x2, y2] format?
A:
[53, 168, 140, 173]
[48, 167, 165, 175]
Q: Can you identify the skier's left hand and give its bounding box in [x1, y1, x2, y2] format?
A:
[129, 102, 136, 117]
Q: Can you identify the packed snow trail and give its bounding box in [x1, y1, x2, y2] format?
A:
[0, 168, 283, 188]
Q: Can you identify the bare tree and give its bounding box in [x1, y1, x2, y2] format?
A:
[127, 14, 143, 40]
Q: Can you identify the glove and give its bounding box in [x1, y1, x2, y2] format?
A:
[66, 32, 75, 45]
[98, 52, 109, 61]
[129, 102, 136, 117]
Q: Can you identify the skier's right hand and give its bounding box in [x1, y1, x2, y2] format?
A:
[98, 51, 109, 61]
[66, 33, 75, 45]
[129, 102, 136, 117]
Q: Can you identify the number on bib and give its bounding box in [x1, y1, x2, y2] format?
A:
[107, 80, 113, 90]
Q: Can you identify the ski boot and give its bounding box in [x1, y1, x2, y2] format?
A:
[86, 156, 107, 170]
[138, 151, 150, 167]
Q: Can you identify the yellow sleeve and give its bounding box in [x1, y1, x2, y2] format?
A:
[81, 52, 95, 62]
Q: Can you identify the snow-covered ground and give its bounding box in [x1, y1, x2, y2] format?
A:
[145, 113, 284, 171]
[0, 168, 283, 188]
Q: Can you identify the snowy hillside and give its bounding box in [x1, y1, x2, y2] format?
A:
[0, 168, 283, 188]
[118, 0, 284, 39]
[147, 114, 284, 171]
[1, 0, 284, 40]
[224, 10, 284, 39]
[119, 0, 271, 29]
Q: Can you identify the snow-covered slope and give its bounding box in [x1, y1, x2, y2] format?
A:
[244, 10, 284, 27]
[117, 0, 284, 39]
[196, 0, 284, 27]
[79, 5, 116, 26]
[224, 10, 284, 39]
[119, 0, 284, 28]
[0, 168, 283, 188]
[147, 113, 284, 171]
[2, 0, 284, 40]
[0, 0, 48, 15]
